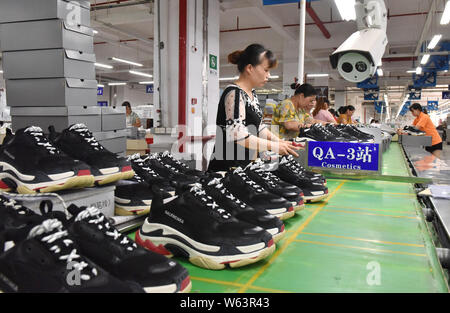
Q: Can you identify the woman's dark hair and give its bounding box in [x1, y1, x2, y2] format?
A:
[409, 103, 423, 112]
[122, 101, 131, 109]
[228, 44, 278, 73]
[338, 106, 347, 115]
[312, 98, 328, 117]
[290, 83, 317, 97]
[347, 105, 356, 112]
[329, 108, 338, 117]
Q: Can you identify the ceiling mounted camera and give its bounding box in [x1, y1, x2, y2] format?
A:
[330, 0, 388, 83]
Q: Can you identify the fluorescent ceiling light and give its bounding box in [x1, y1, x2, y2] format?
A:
[93, 30, 99, 35]
[416, 67, 422, 75]
[420, 54, 430, 65]
[441, 0, 450, 25]
[269, 75, 279, 79]
[97, 84, 105, 88]
[335, 0, 356, 21]
[406, 70, 416, 73]
[307, 73, 329, 77]
[129, 70, 153, 78]
[111, 57, 143, 67]
[0, 70, 3, 74]
[138, 81, 154, 85]
[428, 34, 442, 49]
[108, 82, 127, 86]
[95, 63, 113, 69]
[377, 69, 384, 76]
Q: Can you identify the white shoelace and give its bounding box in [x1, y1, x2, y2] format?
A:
[28, 219, 97, 281]
[70, 124, 103, 152]
[233, 168, 264, 193]
[161, 152, 188, 169]
[75, 207, 137, 252]
[25, 127, 59, 155]
[190, 184, 231, 219]
[207, 178, 247, 209]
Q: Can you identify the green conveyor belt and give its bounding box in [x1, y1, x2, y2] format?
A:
[129, 143, 449, 293]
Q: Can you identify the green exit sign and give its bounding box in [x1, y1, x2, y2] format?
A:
[209, 54, 217, 70]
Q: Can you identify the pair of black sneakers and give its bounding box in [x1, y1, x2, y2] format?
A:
[0, 124, 134, 194]
[114, 152, 203, 216]
[297, 124, 375, 143]
[0, 196, 191, 293]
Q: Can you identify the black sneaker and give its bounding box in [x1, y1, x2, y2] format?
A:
[49, 124, 134, 186]
[297, 124, 336, 142]
[115, 174, 173, 216]
[202, 177, 286, 243]
[403, 126, 426, 136]
[222, 167, 295, 220]
[136, 184, 275, 270]
[158, 151, 208, 179]
[0, 126, 94, 194]
[324, 124, 360, 142]
[280, 155, 327, 186]
[0, 207, 142, 293]
[143, 154, 200, 187]
[127, 154, 175, 195]
[337, 125, 375, 142]
[244, 160, 305, 212]
[273, 157, 329, 203]
[59, 204, 192, 293]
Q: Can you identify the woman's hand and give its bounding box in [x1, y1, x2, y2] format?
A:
[271, 140, 300, 157]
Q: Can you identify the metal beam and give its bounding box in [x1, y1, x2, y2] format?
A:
[414, 0, 438, 56]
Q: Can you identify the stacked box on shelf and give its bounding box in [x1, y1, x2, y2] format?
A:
[0, 1, 98, 133]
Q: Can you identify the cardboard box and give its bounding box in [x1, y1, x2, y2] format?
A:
[6, 78, 97, 107]
[11, 106, 101, 132]
[3, 49, 95, 80]
[101, 106, 126, 131]
[11, 185, 116, 219]
[0, 0, 91, 26]
[126, 139, 148, 156]
[0, 19, 94, 52]
[93, 129, 127, 154]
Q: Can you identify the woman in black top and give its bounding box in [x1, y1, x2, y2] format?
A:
[208, 44, 299, 172]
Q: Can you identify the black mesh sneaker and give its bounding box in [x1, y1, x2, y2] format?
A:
[127, 154, 175, 195]
[337, 125, 375, 142]
[273, 157, 329, 203]
[279, 155, 327, 186]
[142, 153, 200, 187]
[0, 126, 94, 194]
[202, 177, 286, 243]
[324, 124, 360, 142]
[115, 174, 173, 216]
[297, 124, 336, 142]
[244, 160, 305, 212]
[0, 203, 143, 293]
[158, 151, 208, 179]
[48, 124, 134, 186]
[403, 126, 426, 136]
[59, 204, 192, 293]
[222, 167, 295, 220]
[135, 184, 275, 270]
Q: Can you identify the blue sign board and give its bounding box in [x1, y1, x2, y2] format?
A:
[427, 101, 439, 111]
[97, 87, 104, 96]
[308, 141, 380, 172]
[146, 84, 154, 94]
[374, 101, 386, 114]
[443, 91, 450, 100]
[97, 101, 108, 107]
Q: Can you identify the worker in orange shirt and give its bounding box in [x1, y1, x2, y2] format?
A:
[398, 103, 442, 157]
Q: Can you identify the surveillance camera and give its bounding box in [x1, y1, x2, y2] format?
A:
[329, 28, 388, 83]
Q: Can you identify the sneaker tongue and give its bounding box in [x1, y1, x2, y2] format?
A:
[67, 204, 87, 217]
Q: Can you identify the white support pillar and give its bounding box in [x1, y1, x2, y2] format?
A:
[298, 0, 306, 84]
